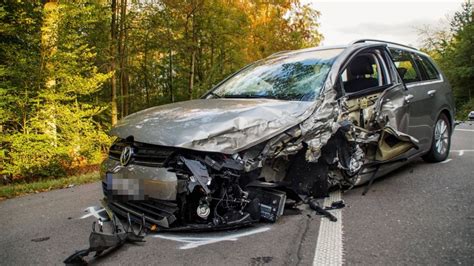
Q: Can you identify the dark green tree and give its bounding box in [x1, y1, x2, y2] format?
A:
[420, 0, 474, 119]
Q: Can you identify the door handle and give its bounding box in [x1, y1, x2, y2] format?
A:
[404, 94, 414, 103]
[427, 90, 436, 96]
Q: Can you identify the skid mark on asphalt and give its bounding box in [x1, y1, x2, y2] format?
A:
[152, 226, 271, 249]
[313, 190, 343, 265]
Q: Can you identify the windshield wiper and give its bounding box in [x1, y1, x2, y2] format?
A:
[208, 92, 222, 98]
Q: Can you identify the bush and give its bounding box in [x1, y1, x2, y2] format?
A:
[2, 133, 69, 180]
[1, 130, 111, 182]
[456, 99, 474, 120]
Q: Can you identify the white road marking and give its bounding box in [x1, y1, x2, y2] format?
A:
[79, 206, 108, 220]
[441, 158, 452, 164]
[454, 128, 474, 132]
[451, 149, 474, 152]
[313, 190, 343, 266]
[459, 150, 464, 156]
[153, 226, 271, 249]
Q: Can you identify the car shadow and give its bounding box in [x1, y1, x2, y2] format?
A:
[343, 158, 425, 196]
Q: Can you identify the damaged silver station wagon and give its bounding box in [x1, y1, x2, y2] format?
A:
[101, 39, 455, 231]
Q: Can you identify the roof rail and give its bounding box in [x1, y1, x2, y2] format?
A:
[350, 39, 418, 51]
[267, 50, 292, 57]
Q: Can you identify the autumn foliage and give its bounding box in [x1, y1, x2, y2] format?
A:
[0, 0, 323, 181]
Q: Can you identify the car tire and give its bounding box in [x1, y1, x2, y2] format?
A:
[422, 113, 451, 162]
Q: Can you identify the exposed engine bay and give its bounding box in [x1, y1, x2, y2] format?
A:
[102, 141, 290, 231]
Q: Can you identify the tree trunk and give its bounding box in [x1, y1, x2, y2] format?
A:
[143, 41, 150, 107]
[169, 49, 174, 102]
[121, 0, 129, 116]
[123, 54, 129, 116]
[118, 0, 124, 119]
[188, 4, 197, 100]
[189, 50, 195, 100]
[110, 0, 118, 126]
[116, 0, 129, 117]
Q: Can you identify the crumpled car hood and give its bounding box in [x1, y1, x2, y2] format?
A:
[110, 98, 314, 154]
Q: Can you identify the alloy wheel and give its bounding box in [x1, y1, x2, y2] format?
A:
[434, 118, 449, 155]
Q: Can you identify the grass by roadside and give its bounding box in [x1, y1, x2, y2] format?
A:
[0, 171, 100, 200]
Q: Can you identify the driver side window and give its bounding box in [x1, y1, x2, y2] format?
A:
[341, 51, 388, 94]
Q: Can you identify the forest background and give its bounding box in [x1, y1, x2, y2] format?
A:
[0, 0, 472, 185]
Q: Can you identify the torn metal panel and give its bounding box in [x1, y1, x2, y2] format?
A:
[181, 157, 211, 194]
[376, 126, 419, 161]
[254, 86, 346, 176]
[373, 84, 410, 131]
[280, 45, 379, 162]
[301, 107, 341, 162]
[64, 215, 145, 264]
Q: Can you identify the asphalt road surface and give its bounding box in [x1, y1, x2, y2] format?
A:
[1, 123, 473, 265]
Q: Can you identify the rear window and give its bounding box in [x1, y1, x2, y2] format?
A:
[417, 55, 440, 80]
[389, 48, 421, 84]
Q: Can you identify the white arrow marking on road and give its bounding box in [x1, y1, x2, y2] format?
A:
[153, 226, 271, 249]
[313, 190, 343, 266]
[79, 206, 108, 220]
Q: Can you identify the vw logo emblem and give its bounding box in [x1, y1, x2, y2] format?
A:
[120, 146, 133, 166]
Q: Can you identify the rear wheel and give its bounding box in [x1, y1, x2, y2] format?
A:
[422, 113, 451, 162]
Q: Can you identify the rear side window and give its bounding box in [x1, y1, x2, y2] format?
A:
[389, 48, 421, 84]
[417, 55, 440, 80]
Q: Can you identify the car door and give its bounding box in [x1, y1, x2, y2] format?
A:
[372, 48, 420, 160]
[412, 53, 448, 130]
[340, 46, 417, 160]
[389, 48, 435, 152]
[340, 46, 410, 133]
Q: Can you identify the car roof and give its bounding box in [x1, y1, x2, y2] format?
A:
[266, 45, 348, 58]
[267, 39, 428, 59]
